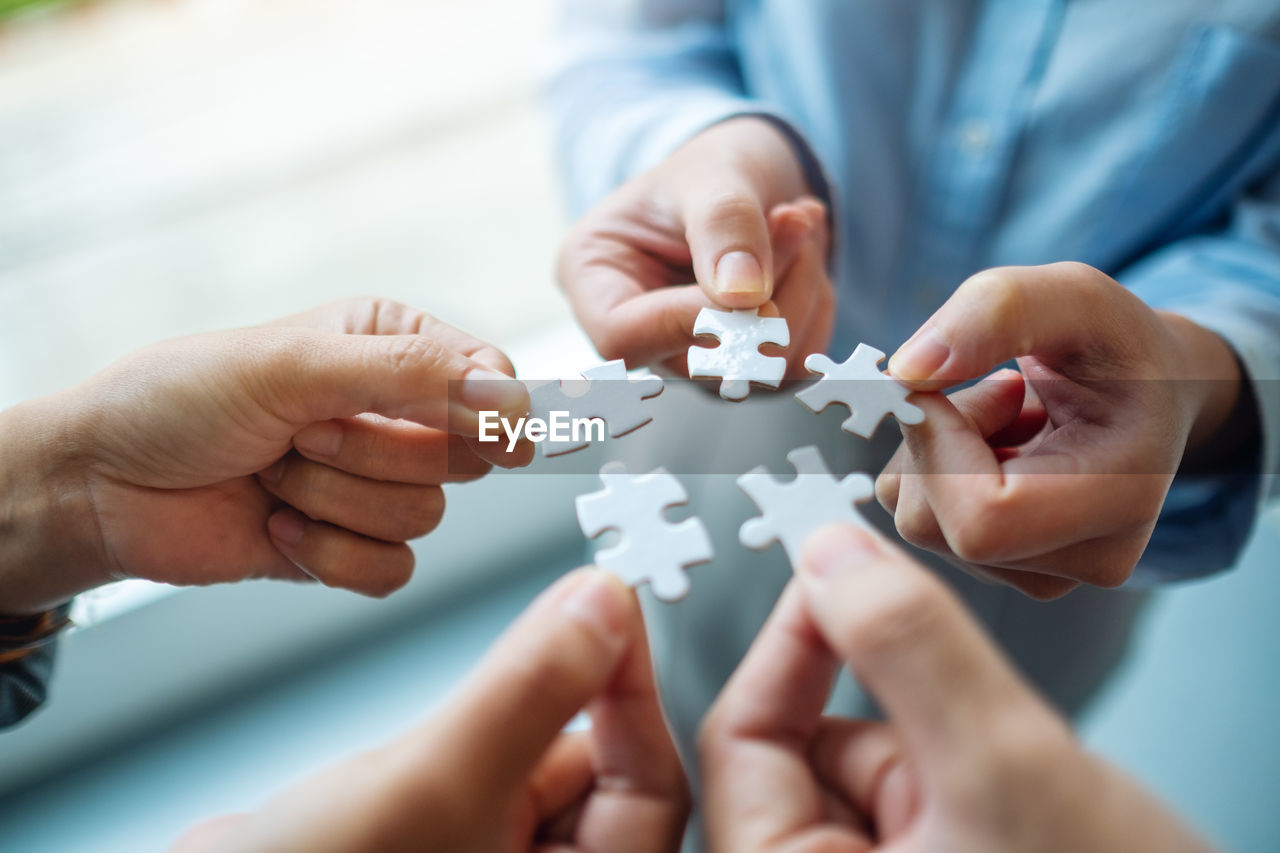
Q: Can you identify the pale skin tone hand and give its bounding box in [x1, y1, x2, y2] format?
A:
[557, 116, 836, 377]
[172, 569, 690, 853]
[0, 297, 534, 614]
[699, 523, 1215, 853]
[876, 262, 1244, 599]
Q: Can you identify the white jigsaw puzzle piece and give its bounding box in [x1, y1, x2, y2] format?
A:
[528, 360, 664, 456]
[794, 344, 925, 439]
[687, 307, 790, 401]
[576, 461, 713, 601]
[737, 445, 874, 570]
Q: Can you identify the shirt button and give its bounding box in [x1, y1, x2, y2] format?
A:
[959, 119, 993, 155]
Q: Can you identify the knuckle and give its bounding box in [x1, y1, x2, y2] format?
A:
[254, 330, 322, 400]
[398, 487, 446, 539]
[1089, 555, 1136, 589]
[948, 521, 1003, 564]
[363, 547, 415, 598]
[316, 537, 414, 598]
[345, 295, 385, 333]
[312, 547, 362, 593]
[448, 446, 493, 481]
[475, 346, 516, 378]
[370, 297, 412, 330]
[893, 504, 937, 550]
[946, 492, 1016, 563]
[1050, 259, 1094, 277]
[966, 268, 1025, 327]
[592, 324, 632, 363]
[875, 471, 900, 513]
[1050, 260, 1106, 293]
[383, 334, 448, 376]
[952, 522, 998, 560]
[699, 190, 763, 232]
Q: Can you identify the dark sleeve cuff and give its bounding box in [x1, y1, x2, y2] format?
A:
[1, 638, 60, 728]
[742, 112, 836, 225]
[0, 602, 72, 729]
[1136, 355, 1265, 583]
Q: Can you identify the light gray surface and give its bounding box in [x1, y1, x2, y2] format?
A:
[1081, 518, 1280, 853]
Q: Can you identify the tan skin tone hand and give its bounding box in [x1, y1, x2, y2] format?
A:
[700, 524, 1215, 853]
[173, 569, 690, 853]
[876, 263, 1243, 599]
[557, 116, 836, 378]
[0, 298, 533, 613]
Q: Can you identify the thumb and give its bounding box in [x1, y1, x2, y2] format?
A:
[887, 262, 1139, 390]
[682, 181, 773, 308]
[795, 524, 1050, 777]
[262, 328, 529, 435]
[416, 569, 640, 798]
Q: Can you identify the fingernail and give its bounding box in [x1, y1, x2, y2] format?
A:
[799, 524, 882, 579]
[258, 458, 286, 484]
[293, 421, 343, 459]
[459, 368, 528, 416]
[715, 251, 767, 295]
[561, 572, 628, 650]
[889, 326, 950, 382]
[268, 509, 306, 546]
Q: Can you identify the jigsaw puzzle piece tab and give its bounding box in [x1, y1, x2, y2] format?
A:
[794, 344, 925, 439]
[528, 359, 664, 457]
[688, 307, 790, 401]
[575, 461, 712, 602]
[737, 445, 874, 570]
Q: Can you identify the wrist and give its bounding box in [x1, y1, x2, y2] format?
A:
[0, 393, 110, 614]
[1156, 311, 1243, 454]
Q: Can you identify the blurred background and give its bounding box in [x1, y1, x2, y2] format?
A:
[0, 1, 1277, 851]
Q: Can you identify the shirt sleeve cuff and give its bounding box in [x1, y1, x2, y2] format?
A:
[1127, 302, 1277, 583]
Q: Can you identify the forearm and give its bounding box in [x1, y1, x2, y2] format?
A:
[0, 393, 106, 615]
[546, 3, 753, 210]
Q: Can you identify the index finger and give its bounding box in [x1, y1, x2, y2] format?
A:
[571, 587, 691, 852]
[562, 242, 712, 365]
[269, 297, 518, 377]
[900, 391, 1167, 565]
[796, 524, 1060, 779]
[700, 584, 856, 851]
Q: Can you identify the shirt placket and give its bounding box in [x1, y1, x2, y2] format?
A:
[904, 0, 1063, 315]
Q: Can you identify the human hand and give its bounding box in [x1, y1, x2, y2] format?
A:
[876, 262, 1243, 599]
[0, 298, 533, 613]
[557, 116, 835, 377]
[699, 523, 1213, 853]
[173, 569, 689, 853]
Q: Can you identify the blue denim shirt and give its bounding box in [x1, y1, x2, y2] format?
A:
[547, 0, 1280, 582]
